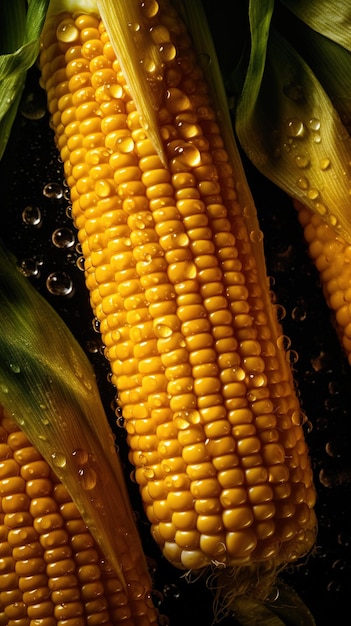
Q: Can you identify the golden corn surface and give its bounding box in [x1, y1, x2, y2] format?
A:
[296, 199, 351, 365]
[39, 0, 317, 572]
[0, 406, 158, 626]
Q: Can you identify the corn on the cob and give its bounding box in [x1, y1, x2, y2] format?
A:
[295, 198, 351, 365]
[39, 0, 316, 591]
[0, 404, 157, 626]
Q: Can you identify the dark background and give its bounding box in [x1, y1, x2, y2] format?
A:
[1, 15, 351, 625]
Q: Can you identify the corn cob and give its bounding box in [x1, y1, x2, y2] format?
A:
[0, 404, 157, 626]
[295, 198, 351, 365]
[38, 0, 317, 594]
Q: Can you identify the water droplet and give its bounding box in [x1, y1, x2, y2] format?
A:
[72, 448, 89, 465]
[159, 42, 176, 62]
[295, 155, 310, 169]
[0, 383, 9, 394]
[290, 410, 306, 426]
[92, 317, 100, 333]
[52, 227, 75, 248]
[116, 415, 125, 428]
[276, 334, 291, 351]
[291, 304, 307, 321]
[275, 304, 286, 321]
[286, 349, 299, 364]
[51, 452, 67, 468]
[56, 19, 80, 43]
[46, 272, 74, 297]
[116, 136, 134, 153]
[307, 188, 320, 200]
[154, 323, 173, 338]
[43, 182, 63, 200]
[79, 466, 97, 490]
[168, 140, 201, 168]
[309, 117, 321, 131]
[9, 364, 20, 374]
[76, 256, 85, 271]
[166, 88, 191, 114]
[249, 228, 264, 243]
[286, 118, 305, 138]
[20, 92, 46, 120]
[297, 177, 309, 190]
[320, 158, 331, 170]
[142, 0, 160, 18]
[128, 21, 141, 32]
[22, 205, 42, 227]
[315, 203, 327, 216]
[163, 583, 180, 599]
[19, 258, 40, 277]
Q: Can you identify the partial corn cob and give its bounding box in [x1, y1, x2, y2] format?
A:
[39, 0, 317, 597]
[0, 243, 160, 625]
[295, 198, 351, 365]
[0, 404, 157, 626]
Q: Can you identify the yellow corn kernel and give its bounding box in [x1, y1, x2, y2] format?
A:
[296, 198, 351, 364]
[0, 406, 158, 625]
[39, 0, 316, 588]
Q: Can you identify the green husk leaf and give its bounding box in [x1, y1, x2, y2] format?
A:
[235, 1, 351, 243]
[97, 0, 167, 166]
[280, 0, 351, 52]
[231, 582, 316, 626]
[0, 242, 150, 588]
[0, 0, 49, 160]
[274, 3, 351, 133]
[267, 582, 316, 626]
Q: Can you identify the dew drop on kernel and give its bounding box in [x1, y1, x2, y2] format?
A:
[43, 182, 63, 200]
[46, 272, 74, 296]
[22, 205, 42, 227]
[117, 136, 135, 153]
[56, 19, 80, 43]
[52, 227, 75, 248]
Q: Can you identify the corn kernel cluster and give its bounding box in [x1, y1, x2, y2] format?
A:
[296, 199, 351, 365]
[39, 0, 316, 571]
[0, 407, 158, 625]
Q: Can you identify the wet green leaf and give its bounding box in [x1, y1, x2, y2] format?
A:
[231, 582, 316, 626]
[0, 242, 149, 587]
[280, 0, 351, 52]
[0, 0, 49, 160]
[235, 1, 351, 243]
